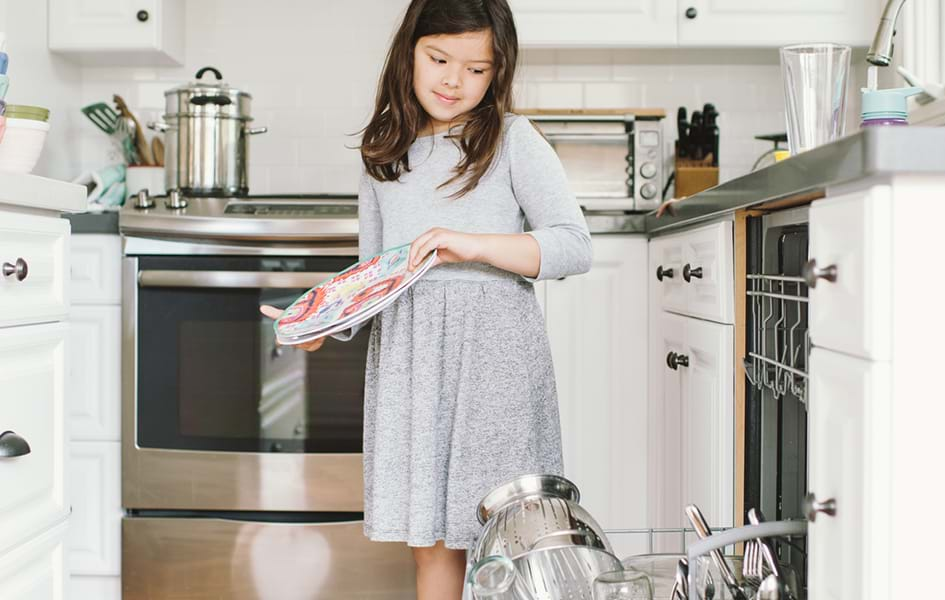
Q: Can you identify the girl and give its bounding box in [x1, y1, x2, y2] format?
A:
[264, 0, 591, 597]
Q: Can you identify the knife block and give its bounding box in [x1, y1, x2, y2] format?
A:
[675, 155, 718, 198]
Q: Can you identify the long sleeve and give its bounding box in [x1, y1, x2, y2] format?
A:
[508, 117, 593, 281]
[330, 169, 382, 342]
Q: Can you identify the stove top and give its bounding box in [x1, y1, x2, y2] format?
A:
[119, 193, 359, 242]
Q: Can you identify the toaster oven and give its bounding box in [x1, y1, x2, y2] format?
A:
[523, 110, 667, 212]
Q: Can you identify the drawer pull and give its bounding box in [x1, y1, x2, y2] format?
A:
[2, 258, 29, 282]
[802, 259, 837, 288]
[666, 351, 689, 370]
[656, 265, 675, 281]
[0, 430, 31, 458]
[803, 493, 836, 521]
[683, 264, 703, 282]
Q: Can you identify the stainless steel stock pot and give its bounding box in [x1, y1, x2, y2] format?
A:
[151, 66, 267, 195]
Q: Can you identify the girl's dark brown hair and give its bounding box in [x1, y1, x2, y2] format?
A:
[360, 0, 518, 198]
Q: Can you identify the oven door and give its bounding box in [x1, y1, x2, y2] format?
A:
[122, 252, 369, 512]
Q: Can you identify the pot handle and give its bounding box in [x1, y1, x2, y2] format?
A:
[148, 121, 169, 132]
[195, 66, 223, 81]
[468, 555, 516, 597]
[526, 528, 596, 552]
[246, 126, 268, 135]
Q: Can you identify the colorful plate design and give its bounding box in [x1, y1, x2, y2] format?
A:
[274, 244, 436, 344]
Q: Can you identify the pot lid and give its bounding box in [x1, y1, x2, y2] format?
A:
[165, 66, 252, 100]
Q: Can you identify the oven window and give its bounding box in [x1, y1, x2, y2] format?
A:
[136, 255, 368, 453]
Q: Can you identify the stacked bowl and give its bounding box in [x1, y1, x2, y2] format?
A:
[0, 104, 50, 174]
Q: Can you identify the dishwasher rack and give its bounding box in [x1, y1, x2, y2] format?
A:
[744, 273, 810, 402]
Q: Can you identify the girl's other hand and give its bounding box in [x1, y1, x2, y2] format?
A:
[655, 196, 686, 218]
[408, 227, 484, 271]
[259, 304, 326, 352]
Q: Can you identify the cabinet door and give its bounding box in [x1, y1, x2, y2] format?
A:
[70, 235, 122, 305]
[680, 317, 734, 528]
[649, 234, 687, 317]
[0, 323, 70, 557]
[809, 186, 892, 361]
[48, 0, 184, 65]
[682, 221, 734, 325]
[69, 442, 122, 575]
[0, 520, 68, 600]
[808, 349, 889, 600]
[677, 0, 879, 46]
[647, 312, 685, 533]
[69, 306, 122, 441]
[546, 236, 648, 530]
[510, 0, 677, 46]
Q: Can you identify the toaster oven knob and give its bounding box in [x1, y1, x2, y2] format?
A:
[640, 183, 658, 200]
[640, 162, 657, 179]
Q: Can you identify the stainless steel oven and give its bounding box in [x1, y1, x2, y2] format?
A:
[119, 194, 416, 599]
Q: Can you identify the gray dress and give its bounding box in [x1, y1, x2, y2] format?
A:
[335, 114, 593, 550]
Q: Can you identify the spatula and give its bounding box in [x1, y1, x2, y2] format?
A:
[81, 102, 120, 135]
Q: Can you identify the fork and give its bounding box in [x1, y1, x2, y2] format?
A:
[741, 540, 765, 593]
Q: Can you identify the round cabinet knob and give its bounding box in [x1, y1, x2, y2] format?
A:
[804, 493, 837, 521]
[640, 183, 658, 200]
[802, 258, 838, 288]
[683, 263, 703, 282]
[666, 351, 690, 370]
[656, 265, 674, 281]
[2, 258, 29, 282]
[640, 162, 657, 179]
[685, 6, 698, 19]
[137, 9, 149, 22]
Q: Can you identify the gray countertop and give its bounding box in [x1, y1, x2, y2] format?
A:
[68, 127, 945, 237]
[642, 126, 945, 234]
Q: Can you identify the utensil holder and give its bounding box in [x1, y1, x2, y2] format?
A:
[685, 520, 807, 599]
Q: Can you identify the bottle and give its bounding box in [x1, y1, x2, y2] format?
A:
[860, 86, 924, 127]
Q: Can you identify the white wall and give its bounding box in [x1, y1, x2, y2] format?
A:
[5, 0, 869, 193]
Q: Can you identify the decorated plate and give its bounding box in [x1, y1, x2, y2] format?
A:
[274, 244, 436, 344]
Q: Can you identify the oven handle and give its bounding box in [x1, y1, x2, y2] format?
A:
[542, 133, 629, 142]
[138, 270, 335, 289]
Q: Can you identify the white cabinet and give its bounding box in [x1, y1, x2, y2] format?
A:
[0, 520, 68, 600]
[0, 212, 70, 329]
[650, 221, 734, 325]
[68, 442, 122, 576]
[677, 0, 880, 47]
[0, 323, 70, 557]
[69, 306, 122, 441]
[649, 312, 733, 531]
[511, 1, 877, 47]
[808, 186, 892, 361]
[0, 181, 79, 600]
[510, 0, 677, 47]
[48, 0, 185, 66]
[544, 235, 648, 532]
[67, 235, 123, 593]
[807, 349, 890, 600]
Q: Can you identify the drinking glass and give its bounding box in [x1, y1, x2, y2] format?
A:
[780, 43, 851, 155]
[593, 569, 654, 600]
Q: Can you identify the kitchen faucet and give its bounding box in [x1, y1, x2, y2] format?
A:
[867, 0, 908, 66]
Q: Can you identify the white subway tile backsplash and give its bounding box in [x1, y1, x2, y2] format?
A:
[584, 82, 645, 109]
[534, 82, 584, 109]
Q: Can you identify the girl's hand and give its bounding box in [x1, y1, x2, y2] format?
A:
[408, 227, 484, 271]
[259, 305, 326, 352]
[655, 196, 686, 218]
